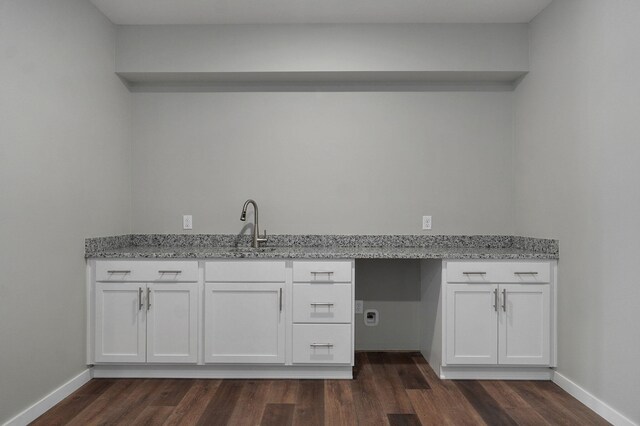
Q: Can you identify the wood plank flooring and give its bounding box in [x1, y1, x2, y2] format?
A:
[31, 352, 609, 425]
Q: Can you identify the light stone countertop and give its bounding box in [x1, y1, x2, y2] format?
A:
[85, 234, 558, 260]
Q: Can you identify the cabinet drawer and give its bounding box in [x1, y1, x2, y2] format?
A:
[293, 260, 352, 283]
[293, 284, 352, 323]
[205, 260, 286, 282]
[503, 262, 551, 283]
[446, 261, 551, 283]
[292, 324, 352, 364]
[95, 261, 142, 282]
[96, 261, 198, 282]
[446, 262, 500, 283]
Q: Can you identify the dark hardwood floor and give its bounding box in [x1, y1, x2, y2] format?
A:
[31, 352, 609, 425]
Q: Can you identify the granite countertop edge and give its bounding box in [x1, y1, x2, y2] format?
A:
[85, 234, 559, 260]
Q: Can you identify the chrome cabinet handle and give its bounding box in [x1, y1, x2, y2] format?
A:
[493, 289, 498, 312]
[147, 287, 151, 310]
[514, 271, 538, 275]
[279, 288, 283, 312]
[108, 270, 131, 274]
[462, 271, 486, 275]
[310, 302, 334, 307]
[310, 343, 334, 348]
[158, 270, 182, 274]
[310, 271, 334, 279]
[502, 289, 507, 312]
[138, 287, 143, 311]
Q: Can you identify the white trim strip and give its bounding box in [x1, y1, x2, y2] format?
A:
[3, 369, 92, 426]
[552, 371, 637, 426]
[92, 364, 352, 379]
[440, 366, 553, 381]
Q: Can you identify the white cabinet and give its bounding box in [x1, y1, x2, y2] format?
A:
[204, 261, 286, 364]
[445, 284, 498, 365]
[291, 260, 354, 365]
[95, 283, 146, 363]
[498, 284, 550, 365]
[446, 261, 551, 284]
[444, 261, 552, 367]
[146, 283, 198, 363]
[292, 284, 352, 323]
[95, 260, 199, 282]
[89, 258, 355, 378]
[292, 324, 352, 364]
[93, 261, 199, 364]
[95, 282, 198, 363]
[204, 282, 285, 363]
[293, 260, 352, 283]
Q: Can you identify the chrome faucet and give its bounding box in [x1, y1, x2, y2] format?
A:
[240, 199, 268, 248]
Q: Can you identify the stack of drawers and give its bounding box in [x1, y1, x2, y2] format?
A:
[291, 260, 354, 364]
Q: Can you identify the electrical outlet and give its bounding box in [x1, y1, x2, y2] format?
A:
[183, 215, 193, 230]
[355, 300, 364, 314]
[364, 309, 379, 326]
[422, 215, 432, 230]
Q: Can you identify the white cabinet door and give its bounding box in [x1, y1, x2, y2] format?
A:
[498, 284, 550, 365]
[445, 284, 498, 365]
[146, 283, 198, 364]
[95, 283, 146, 363]
[204, 283, 285, 364]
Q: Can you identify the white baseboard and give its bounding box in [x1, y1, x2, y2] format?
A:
[552, 371, 637, 426]
[3, 369, 92, 426]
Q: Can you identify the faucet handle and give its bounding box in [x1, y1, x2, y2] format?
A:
[258, 229, 268, 242]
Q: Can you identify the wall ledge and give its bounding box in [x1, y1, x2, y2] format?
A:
[118, 70, 526, 92]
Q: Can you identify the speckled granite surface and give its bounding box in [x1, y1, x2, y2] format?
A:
[85, 234, 558, 260]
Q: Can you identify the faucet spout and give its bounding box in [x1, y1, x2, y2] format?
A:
[240, 199, 268, 248]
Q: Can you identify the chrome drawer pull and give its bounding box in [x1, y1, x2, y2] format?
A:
[462, 271, 486, 275]
[310, 302, 334, 307]
[311, 271, 334, 279]
[493, 289, 498, 312]
[158, 270, 182, 274]
[147, 287, 151, 311]
[310, 343, 334, 348]
[138, 287, 143, 311]
[107, 270, 131, 274]
[514, 271, 538, 275]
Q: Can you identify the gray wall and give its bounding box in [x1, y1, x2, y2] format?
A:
[130, 90, 516, 351]
[355, 260, 421, 350]
[0, 1, 131, 423]
[131, 91, 515, 235]
[514, 0, 640, 423]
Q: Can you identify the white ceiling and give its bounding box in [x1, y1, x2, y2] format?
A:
[90, 0, 553, 25]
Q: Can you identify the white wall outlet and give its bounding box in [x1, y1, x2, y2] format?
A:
[355, 300, 364, 314]
[183, 215, 193, 230]
[364, 309, 379, 326]
[422, 215, 432, 230]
